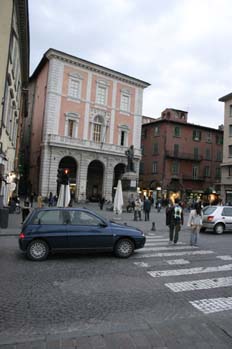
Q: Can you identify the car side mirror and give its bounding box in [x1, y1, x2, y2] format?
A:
[99, 222, 107, 228]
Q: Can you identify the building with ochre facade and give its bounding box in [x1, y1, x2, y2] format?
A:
[27, 49, 150, 201]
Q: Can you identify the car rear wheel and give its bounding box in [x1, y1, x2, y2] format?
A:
[214, 223, 225, 235]
[27, 239, 49, 261]
[114, 238, 134, 258]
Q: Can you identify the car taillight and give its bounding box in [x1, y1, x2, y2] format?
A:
[207, 216, 214, 222]
[19, 233, 25, 239]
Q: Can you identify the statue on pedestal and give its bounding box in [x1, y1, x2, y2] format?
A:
[125, 145, 135, 172]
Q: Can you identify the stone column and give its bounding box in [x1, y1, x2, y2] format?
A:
[103, 158, 114, 202]
[77, 156, 88, 202]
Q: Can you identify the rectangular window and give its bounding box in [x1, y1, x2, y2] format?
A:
[172, 161, 179, 175]
[215, 167, 221, 178]
[96, 86, 106, 105]
[229, 125, 232, 137]
[206, 131, 212, 143]
[120, 94, 129, 112]
[68, 79, 80, 99]
[228, 166, 232, 176]
[141, 144, 144, 155]
[216, 150, 222, 161]
[230, 105, 232, 117]
[139, 162, 144, 174]
[152, 161, 158, 174]
[154, 126, 159, 136]
[229, 145, 232, 157]
[205, 148, 211, 160]
[68, 120, 75, 137]
[93, 124, 101, 142]
[216, 134, 223, 144]
[204, 166, 210, 177]
[193, 129, 201, 141]
[153, 143, 159, 155]
[194, 147, 199, 160]
[141, 128, 147, 139]
[120, 131, 125, 146]
[174, 144, 179, 157]
[192, 166, 198, 179]
[174, 126, 181, 137]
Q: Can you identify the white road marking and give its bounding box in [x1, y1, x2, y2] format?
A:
[216, 255, 232, 261]
[134, 250, 214, 259]
[145, 238, 169, 242]
[133, 262, 150, 268]
[165, 276, 232, 292]
[190, 297, 232, 314]
[167, 259, 190, 265]
[143, 246, 197, 252]
[148, 264, 232, 278]
[146, 235, 164, 238]
[145, 242, 185, 246]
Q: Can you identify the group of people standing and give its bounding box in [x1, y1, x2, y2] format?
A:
[126, 195, 152, 221]
[166, 199, 203, 246]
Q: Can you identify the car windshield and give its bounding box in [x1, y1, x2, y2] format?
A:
[203, 206, 217, 215]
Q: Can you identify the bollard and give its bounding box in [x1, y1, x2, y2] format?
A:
[151, 222, 156, 231]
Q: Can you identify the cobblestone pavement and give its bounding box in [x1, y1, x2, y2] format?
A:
[0, 204, 232, 348]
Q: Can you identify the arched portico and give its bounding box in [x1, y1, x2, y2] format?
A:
[58, 156, 78, 198]
[86, 160, 104, 201]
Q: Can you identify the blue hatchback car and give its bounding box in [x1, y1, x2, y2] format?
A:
[19, 208, 146, 261]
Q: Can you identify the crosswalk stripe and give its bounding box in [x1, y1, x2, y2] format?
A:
[166, 259, 190, 265]
[142, 245, 197, 252]
[133, 250, 214, 259]
[165, 276, 232, 292]
[148, 264, 232, 278]
[146, 235, 164, 238]
[145, 242, 184, 246]
[145, 238, 169, 242]
[134, 262, 150, 267]
[189, 297, 232, 314]
[216, 255, 232, 261]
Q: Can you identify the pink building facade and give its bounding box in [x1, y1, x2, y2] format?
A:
[27, 49, 150, 201]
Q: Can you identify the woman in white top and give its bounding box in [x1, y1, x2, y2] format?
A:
[187, 203, 203, 246]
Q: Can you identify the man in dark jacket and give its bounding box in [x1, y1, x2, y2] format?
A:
[166, 202, 175, 244]
[143, 197, 151, 221]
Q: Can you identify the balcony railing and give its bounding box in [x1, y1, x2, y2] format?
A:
[182, 175, 205, 181]
[46, 134, 141, 157]
[165, 150, 202, 161]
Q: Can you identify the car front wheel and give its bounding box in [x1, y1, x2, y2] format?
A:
[214, 223, 225, 235]
[27, 239, 49, 261]
[114, 238, 134, 258]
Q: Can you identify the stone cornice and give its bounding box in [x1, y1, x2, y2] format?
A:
[45, 49, 150, 89]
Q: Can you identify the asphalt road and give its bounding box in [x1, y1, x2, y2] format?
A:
[0, 204, 232, 348]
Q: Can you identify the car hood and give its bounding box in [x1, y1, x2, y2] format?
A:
[109, 221, 143, 233]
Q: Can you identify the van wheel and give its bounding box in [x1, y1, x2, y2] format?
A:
[214, 223, 225, 235]
[114, 238, 134, 258]
[27, 240, 49, 261]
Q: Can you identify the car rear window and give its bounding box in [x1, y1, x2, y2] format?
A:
[203, 207, 217, 215]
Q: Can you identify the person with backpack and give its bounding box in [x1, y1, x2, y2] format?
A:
[187, 202, 203, 246]
[173, 199, 184, 244]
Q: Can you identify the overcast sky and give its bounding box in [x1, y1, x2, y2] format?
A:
[29, 0, 232, 128]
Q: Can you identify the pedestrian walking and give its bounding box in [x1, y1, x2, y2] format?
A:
[48, 192, 53, 207]
[143, 196, 151, 221]
[173, 199, 184, 244]
[37, 194, 43, 208]
[134, 197, 142, 221]
[187, 203, 203, 246]
[22, 197, 30, 223]
[166, 202, 175, 244]
[99, 196, 105, 210]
